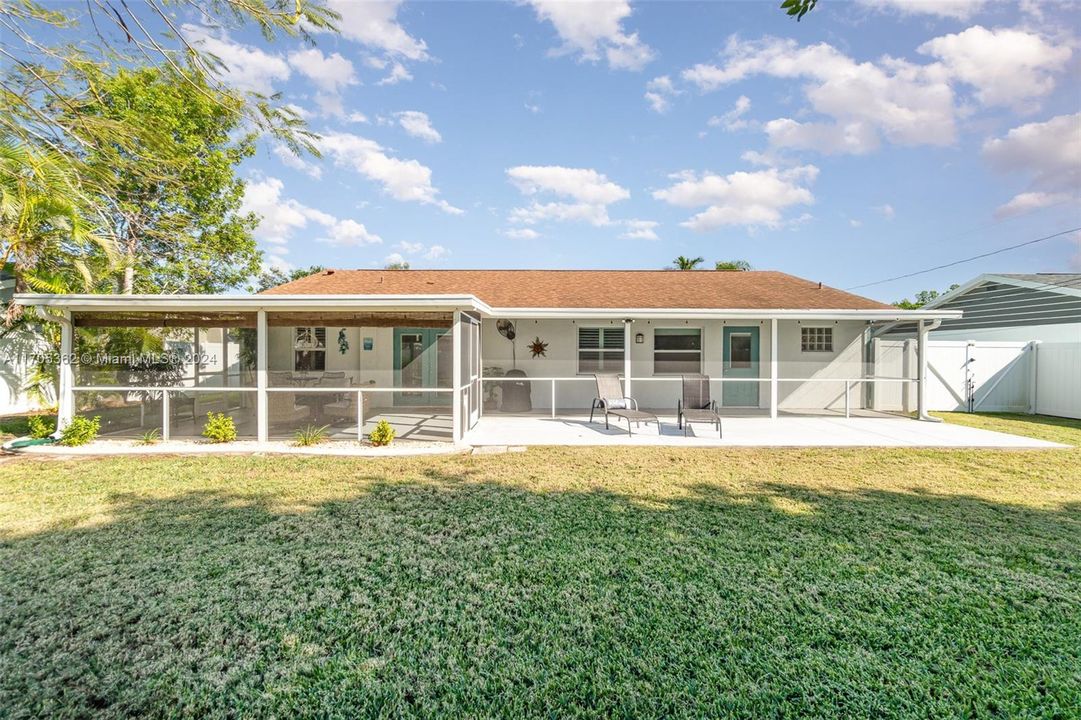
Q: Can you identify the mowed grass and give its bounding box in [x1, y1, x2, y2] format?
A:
[1, 416, 1079, 718]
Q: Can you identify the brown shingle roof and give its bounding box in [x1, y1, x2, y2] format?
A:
[259, 269, 892, 310]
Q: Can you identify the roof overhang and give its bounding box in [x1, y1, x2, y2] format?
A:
[13, 293, 962, 321]
[924, 274, 1081, 307]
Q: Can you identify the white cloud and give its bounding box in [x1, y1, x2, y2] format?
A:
[525, 102, 542, 114]
[707, 95, 752, 131]
[525, 0, 654, 71]
[918, 26, 1072, 110]
[506, 165, 631, 228]
[644, 75, 678, 113]
[377, 62, 413, 85]
[682, 36, 957, 153]
[348, 111, 370, 124]
[384, 252, 407, 265]
[398, 240, 425, 254]
[319, 131, 463, 214]
[501, 228, 541, 240]
[396, 111, 442, 143]
[507, 166, 630, 204]
[653, 165, 818, 231]
[856, 0, 989, 19]
[850, 219, 863, 228]
[325, 0, 429, 61]
[325, 219, 383, 246]
[620, 219, 659, 240]
[983, 113, 1081, 218]
[182, 24, 290, 95]
[390, 241, 450, 262]
[241, 177, 381, 258]
[424, 245, 449, 260]
[272, 144, 323, 179]
[287, 47, 357, 93]
[874, 203, 896, 219]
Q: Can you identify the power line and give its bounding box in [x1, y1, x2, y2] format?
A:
[846, 227, 1081, 291]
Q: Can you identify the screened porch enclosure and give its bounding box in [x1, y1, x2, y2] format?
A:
[64, 308, 483, 443]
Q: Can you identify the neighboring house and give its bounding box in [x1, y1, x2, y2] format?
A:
[15, 269, 960, 442]
[874, 273, 1080, 419]
[1, 266, 52, 415]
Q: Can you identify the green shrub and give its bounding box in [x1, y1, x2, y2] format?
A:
[138, 428, 161, 445]
[28, 415, 56, 439]
[293, 423, 330, 447]
[201, 412, 237, 443]
[368, 418, 395, 447]
[59, 416, 101, 447]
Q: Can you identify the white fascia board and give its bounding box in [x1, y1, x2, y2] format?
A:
[13, 293, 491, 314]
[485, 307, 963, 321]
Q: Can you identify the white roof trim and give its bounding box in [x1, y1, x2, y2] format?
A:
[15, 293, 961, 320]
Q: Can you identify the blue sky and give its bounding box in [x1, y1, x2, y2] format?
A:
[182, 0, 1078, 302]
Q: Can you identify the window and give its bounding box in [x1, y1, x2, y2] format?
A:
[294, 327, 326, 370]
[801, 326, 833, 353]
[654, 328, 702, 374]
[578, 327, 625, 374]
[728, 333, 752, 369]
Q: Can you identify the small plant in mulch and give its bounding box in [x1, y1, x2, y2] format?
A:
[368, 419, 396, 447]
[59, 416, 101, 447]
[293, 424, 330, 447]
[138, 428, 161, 445]
[28, 415, 56, 439]
[201, 412, 237, 443]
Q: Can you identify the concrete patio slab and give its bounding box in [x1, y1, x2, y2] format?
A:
[464, 415, 1067, 449]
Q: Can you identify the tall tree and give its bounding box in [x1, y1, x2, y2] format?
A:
[892, 285, 960, 309]
[252, 264, 326, 293]
[68, 67, 260, 294]
[714, 259, 752, 271]
[671, 256, 705, 270]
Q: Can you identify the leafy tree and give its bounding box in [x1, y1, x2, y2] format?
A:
[715, 259, 752, 271]
[252, 264, 326, 293]
[68, 68, 260, 294]
[780, 0, 818, 21]
[385, 261, 411, 270]
[892, 284, 961, 309]
[671, 256, 705, 270]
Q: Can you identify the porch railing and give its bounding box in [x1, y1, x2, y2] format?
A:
[478, 376, 918, 419]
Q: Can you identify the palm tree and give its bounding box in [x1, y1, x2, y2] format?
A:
[671, 255, 705, 270]
[714, 259, 752, 271]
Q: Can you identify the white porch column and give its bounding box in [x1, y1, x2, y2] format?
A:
[452, 310, 463, 443]
[623, 319, 632, 398]
[769, 318, 778, 419]
[256, 309, 268, 443]
[916, 319, 942, 422]
[57, 310, 74, 431]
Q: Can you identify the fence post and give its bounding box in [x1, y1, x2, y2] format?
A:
[1028, 341, 1039, 415]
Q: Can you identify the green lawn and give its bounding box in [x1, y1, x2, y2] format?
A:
[1, 415, 1079, 718]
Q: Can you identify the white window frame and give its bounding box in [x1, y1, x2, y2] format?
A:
[576, 326, 625, 375]
[800, 326, 833, 353]
[652, 327, 703, 375]
[293, 327, 327, 371]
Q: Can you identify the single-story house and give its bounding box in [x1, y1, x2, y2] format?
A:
[15, 269, 961, 443]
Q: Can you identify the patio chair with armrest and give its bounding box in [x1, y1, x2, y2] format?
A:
[678, 373, 722, 437]
[589, 373, 659, 436]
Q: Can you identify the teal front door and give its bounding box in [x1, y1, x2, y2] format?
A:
[722, 327, 760, 407]
[394, 328, 451, 405]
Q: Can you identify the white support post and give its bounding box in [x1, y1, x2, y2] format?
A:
[623, 319, 632, 398]
[551, 379, 556, 419]
[256, 309, 268, 443]
[769, 318, 778, 419]
[452, 310, 463, 443]
[356, 390, 364, 441]
[57, 311, 74, 431]
[161, 391, 170, 441]
[1027, 341, 1040, 415]
[916, 318, 942, 422]
[844, 381, 850, 419]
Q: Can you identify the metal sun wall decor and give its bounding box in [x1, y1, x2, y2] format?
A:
[528, 336, 548, 358]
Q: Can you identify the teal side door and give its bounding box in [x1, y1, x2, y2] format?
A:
[722, 326, 760, 407]
[394, 328, 452, 405]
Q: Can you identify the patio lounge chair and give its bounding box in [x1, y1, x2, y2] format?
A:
[268, 391, 310, 426]
[677, 373, 722, 437]
[589, 373, 658, 436]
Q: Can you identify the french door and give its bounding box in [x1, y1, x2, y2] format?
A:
[394, 328, 452, 405]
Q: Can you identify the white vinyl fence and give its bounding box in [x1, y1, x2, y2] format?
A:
[873, 339, 1080, 419]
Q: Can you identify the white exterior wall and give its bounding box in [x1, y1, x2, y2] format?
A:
[480, 318, 869, 412]
[1, 328, 52, 414]
[267, 325, 396, 386]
